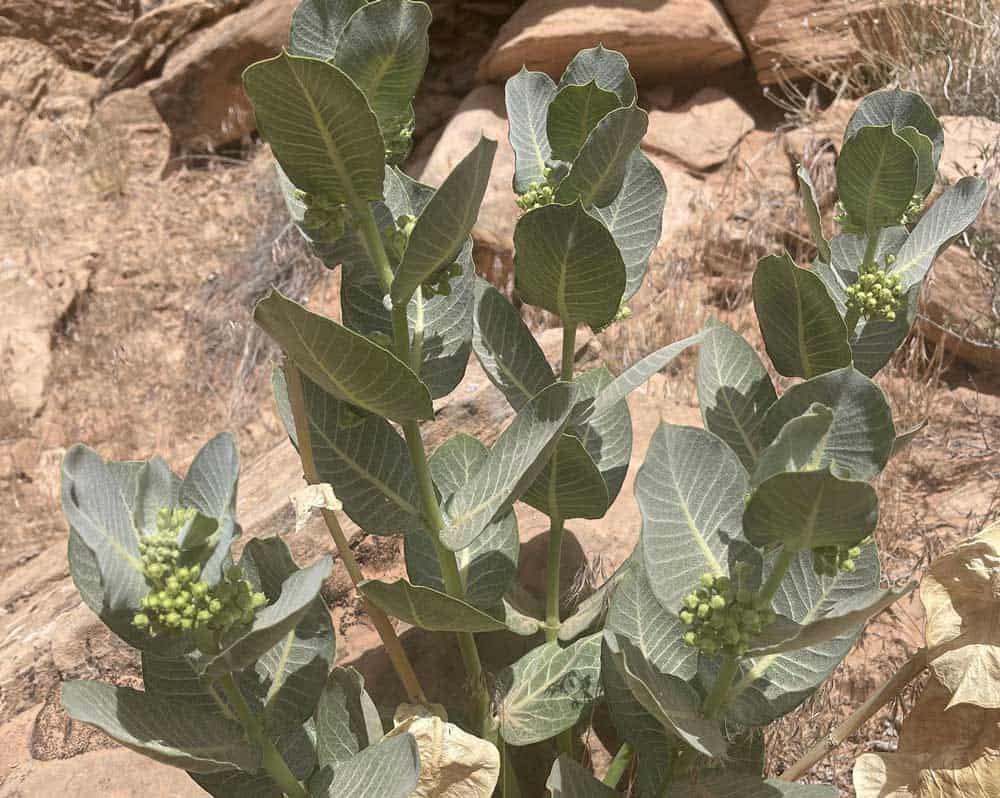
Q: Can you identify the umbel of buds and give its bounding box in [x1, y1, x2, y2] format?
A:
[678, 572, 776, 658]
[845, 254, 903, 322]
[812, 544, 862, 578]
[515, 167, 556, 212]
[132, 507, 266, 637]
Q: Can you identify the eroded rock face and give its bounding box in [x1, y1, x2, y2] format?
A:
[477, 0, 746, 85]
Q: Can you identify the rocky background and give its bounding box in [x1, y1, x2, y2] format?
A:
[1, 0, 998, 795]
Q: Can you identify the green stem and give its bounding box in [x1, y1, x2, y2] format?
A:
[545, 515, 565, 645]
[861, 227, 881, 272]
[757, 547, 795, 609]
[701, 655, 739, 719]
[357, 204, 395, 293]
[218, 674, 309, 798]
[603, 742, 634, 788]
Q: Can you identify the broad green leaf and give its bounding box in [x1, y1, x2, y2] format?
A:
[797, 164, 830, 263]
[276, 164, 348, 260]
[273, 370, 422, 534]
[499, 597, 546, 637]
[604, 632, 727, 758]
[61, 445, 145, 610]
[890, 176, 989, 290]
[812, 228, 915, 376]
[836, 125, 917, 233]
[333, 0, 431, 160]
[743, 468, 878, 550]
[748, 580, 913, 656]
[751, 403, 833, 487]
[601, 641, 672, 798]
[697, 320, 777, 471]
[666, 771, 837, 798]
[591, 331, 703, 416]
[760, 366, 895, 480]
[202, 555, 333, 677]
[720, 546, 880, 726]
[254, 289, 433, 421]
[555, 104, 649, 207]
[239, 538, 335, 731]
[571, 365, 632, 508]
[591, 149, 666, 300]
[498, 633, 603, 746]
[141, 652, 218, 714]
[471, 278, 555, 410]
[546, 81, 621, 162]
[547, 755, 616, 797]
[514, 200, 626, 328]
[61, 681, 258, 774]
[846, 87, 944, 168]
[391, 136, 497, 305]
[559, 44, 637, 106]
[242, 52, 384, 203]
[405, 434, 519, 609]
[192, 726, 317, 798]
[752, 252, 851, 379]
[605, 560, 697, 681]
[897, 125, 935, 197]
[506, 68, 557, 193]
[442, 381, 577, 550]
[638, 424, 748, 610]
[311, 733, 421, 798]
[522, 433, 610, 520]
[289, 0, 367, 60]
[133, 456, 181, 536]
[315, 667, 383, 768]
[359, 579, 508, 632]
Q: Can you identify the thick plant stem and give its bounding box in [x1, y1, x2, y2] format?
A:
[545, 515, 565, 644]
[282, 362, 428, 705]
[757, 547, 795, 608]
[218, 674, 309, 798]
[702, 655, 739, 719]
[603, 742, 634, 788]
[350, 201, 491, 735]
[780, 648, 928, 781]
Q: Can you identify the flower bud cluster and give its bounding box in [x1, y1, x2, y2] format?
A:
[679, 573, 775, 658]
[384, 117, 415, 163]
[516, 167, 556, 212]
[420, 261, 462, 300]
[132, 507, 266, 637]
[293, 190, 347, 244]
[812, 544, 862, 578]
[845, 254, 903, 322]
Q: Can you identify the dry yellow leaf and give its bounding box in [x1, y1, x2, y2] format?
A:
[920, 523, 1000, 709]
[386, 703, 500, 798]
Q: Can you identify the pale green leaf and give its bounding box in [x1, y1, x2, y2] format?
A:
[846, 87, 943, 168]
[254, 289, 433, 421]
[61, 681, 258, 774]
[140, 652, 218, 714]
[311, 733, 420, 798]
[638, 423, 748, 610]
[753, 252, 851, 379]
[442, 381, 576, 550]
[546, 81, 621, 162]
[571, 365, 632, 506]
[836, 125, 917, 233]
[359, 579, 508, 632]
[547, 755, 616, 797]
[559, 44, 636, 106]
[514, 200, 626, 328]
[897, 125, 935, 197]
[522, 433, 609, 520]
[471, 278, 555, 410]
[499, 633, 603, 746]
[760, 366, 895, 481]
[315, 667, 383, 768]
[797, 164, 830, 263]
[242, 52, 384, 203]
[133, 456, 181, 536]
[555, 104, 649, 208]
[289, 0, 367, 60]
[391, 136, 496, 305]
[697, 320, 777, 471]
[591, 149, 666, 300]
[192, 727, 316, 798]
[751, 403, 833, 487]
[505, 68, 557, 193]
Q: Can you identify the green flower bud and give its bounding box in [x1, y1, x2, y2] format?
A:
[679, 610, 694, 625]
[700, 573, 715, 589]
[180, 618, 193, 631]
[251, 592, 267, 609]
[683, 631, 698, 646]
[165, 611, 181, 627]
[840, 559, 856, 572]
[684, 593, 700, 610]
[848, 546, 862, 558]
[192, 581, 208, 598]
[209, 599, 223, 614]
[710, 595, 726, 610]
[133, 613, 150, 628]
[697, 603, 711, 619]
[197, 609, 212, 623]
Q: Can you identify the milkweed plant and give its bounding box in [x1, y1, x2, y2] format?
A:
[58, 0, 988, 795]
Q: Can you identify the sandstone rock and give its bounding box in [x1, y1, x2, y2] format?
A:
[0, 0, 134, 70]
[643, 88, 755, 172]
[477, 0, 746, 85]
[92, 85, 171, 173]
[151, 0, 295, 152]
[418, 86, 519, 283]
[0, 38, 98, 169]
[782, 97, 859, 167]
[938, 115, 1000, 187]
[919, 247, 1000, 371]
[722, 0, 881, 84]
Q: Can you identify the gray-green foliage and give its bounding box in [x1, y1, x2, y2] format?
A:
[59, 6, 985, 795]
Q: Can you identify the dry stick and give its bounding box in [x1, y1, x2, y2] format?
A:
[282, 360, 428, 706]
[780, 647, 928, 782]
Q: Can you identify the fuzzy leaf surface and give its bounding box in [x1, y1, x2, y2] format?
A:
[845, 87, 944, 168]
[836, 125, 917, 233]
[571, 365, 632, 508]
[311, 733, 421, 798]
[522, 433, 609, 520]
[192, 727, 316, 798]
[289, 0, 367, 60]
[360, 579, 508, 632]
[546, 755, 617, 797]
[315, 667, 383, 768]
[505, 68, 557, 193]
[751, 403, 834, 487]
[797, 165, 830, 263]
[546, 81, 621, 162]
[559, 45, 636, 106]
